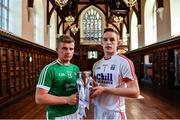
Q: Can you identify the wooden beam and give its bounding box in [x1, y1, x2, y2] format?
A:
[157, 0, 164, 8]
[47, 0, 57, 25]
[28, 0, 34, 8]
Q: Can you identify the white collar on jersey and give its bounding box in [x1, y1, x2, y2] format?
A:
[103, 52, 117, 60]
[56, 59, 70, 66]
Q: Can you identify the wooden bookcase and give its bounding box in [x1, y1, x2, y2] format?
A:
[0, 48, 9, 100]
[0, 30, 57, 106]
[126, 36, 180, 88]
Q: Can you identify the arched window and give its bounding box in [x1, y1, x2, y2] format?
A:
[122, 25, 128, 46]
[9, 0, 22, 36]
[80, 6, 105, 44]
[34, 0, 44, 45]
[50, 12, 56, 50]
[0, 0, 22, 36]
[144, 0, 157, 45]
[130, 12, 138, 50]
[0, 0, 9, 30]
[170, 0, 180, 36]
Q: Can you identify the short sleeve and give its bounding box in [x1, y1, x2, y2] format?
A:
[36, 66, 54, 91]
[120, 59, 137, 81]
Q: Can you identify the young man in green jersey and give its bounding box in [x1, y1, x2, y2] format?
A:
[35, 35, 80, 120]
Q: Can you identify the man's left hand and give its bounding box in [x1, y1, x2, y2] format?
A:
[90, 86, 105, 98]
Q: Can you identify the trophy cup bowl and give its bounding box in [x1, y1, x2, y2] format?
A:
[77, 71, 92, 86]
[77, 71, 93, 118]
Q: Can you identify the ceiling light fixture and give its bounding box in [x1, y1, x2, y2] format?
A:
[55, 0, 68, 10]
[123, 0, 137, 9]
[65, 15, 75, 26]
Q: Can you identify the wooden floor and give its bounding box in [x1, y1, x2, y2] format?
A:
[0, 84, 180, 119]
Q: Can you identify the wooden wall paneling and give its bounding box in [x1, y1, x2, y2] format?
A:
[33, 51, 36, 84]
[35, 52, 39, 81]
[37, 51, 41, 72]
[153, 49, 161, 86]
[139, 54, 145, 85]
[125, 36, 180, 88]
[32, 50, 36, 86]
[9, 49, 15, 94]
[2, 48, 9, 98]
[0, 30, 57, 106]
[167, 49, 175, 87]
[15, 50, 21, 92]
[28, 50, 32, 87]
[20, 50, 25, 90]
[0, 48, 9, 101]
[24, 50, 29, 89]
[0, 48, 2, 98]
[33, 51, 35, 86]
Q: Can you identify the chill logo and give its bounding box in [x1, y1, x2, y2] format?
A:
[96, 73, 113, 84]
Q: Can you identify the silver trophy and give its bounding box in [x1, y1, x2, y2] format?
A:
[77, 71, 93, 119]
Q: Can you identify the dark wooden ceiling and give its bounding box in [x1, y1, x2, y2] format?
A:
[48, 0, 131, 19]
[27, 0, 164, 35]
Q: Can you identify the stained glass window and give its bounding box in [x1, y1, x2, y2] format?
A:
[0, 0, 9, 30]
[82, 7, 103, 43]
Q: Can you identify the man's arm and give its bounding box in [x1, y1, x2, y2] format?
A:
[35, 88, 78, 105]
[91, 78, 140, 98]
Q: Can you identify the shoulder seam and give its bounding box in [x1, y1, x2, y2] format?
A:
[117, 54, 137, 80]
[38, 61, 57, 85]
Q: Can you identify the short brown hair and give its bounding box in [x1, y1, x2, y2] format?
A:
[104, 28, 119, 36]
[56, 35, 75, 48]
[103, 28, 120, 39]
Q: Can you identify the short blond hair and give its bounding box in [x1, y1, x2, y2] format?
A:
[56, 35, 75, 48]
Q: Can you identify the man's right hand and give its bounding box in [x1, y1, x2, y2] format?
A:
[66, 93, 79, 105]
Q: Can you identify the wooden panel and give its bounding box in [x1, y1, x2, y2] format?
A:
[153, 49, 169, 87]
[0, 48, 9, 100]
[0, 30, 57, 106]
[125, 36, 180, 88]
[175, 49, 180, 86]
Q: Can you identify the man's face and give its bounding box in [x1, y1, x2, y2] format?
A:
[57, 42, 74, 63]
[102, 32, 119, 54]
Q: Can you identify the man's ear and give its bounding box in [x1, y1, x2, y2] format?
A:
[56, 48, 58, 53]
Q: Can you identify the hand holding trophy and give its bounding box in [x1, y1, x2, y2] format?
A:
[77, 71, 93, 119]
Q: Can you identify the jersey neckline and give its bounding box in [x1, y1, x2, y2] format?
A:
[103, 52, 117, 60]
[56, 59, 71, 66]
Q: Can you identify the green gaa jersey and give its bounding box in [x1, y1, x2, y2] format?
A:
[37, 60, 79, 119]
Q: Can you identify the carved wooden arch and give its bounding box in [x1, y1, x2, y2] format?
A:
[132, 6, 140, 24]
[47, 0, 57, 25]
[77, 4, 106, 20]
[57, 17, 63, 34]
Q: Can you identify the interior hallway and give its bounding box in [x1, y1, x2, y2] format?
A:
[1, 0, 180, 119]
[0, 84, 179, 119]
